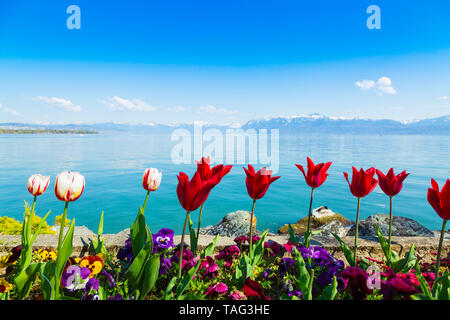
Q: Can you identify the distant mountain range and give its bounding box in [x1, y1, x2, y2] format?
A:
[1, 114, 450, 134]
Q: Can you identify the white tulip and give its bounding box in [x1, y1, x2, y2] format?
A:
[142, 168, 162, 191]
[55, 171, 85, 202]
[27, 174, 51, 196]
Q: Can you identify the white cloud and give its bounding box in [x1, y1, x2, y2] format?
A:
[167, 106, 185, 112]
[33, 96, 82, 112]
[438, 96, 448, 101]
[355, 79, 375, 90]
[99, 96, 156, 112]
[0, 103, 20, 116]
[355, 76, 397, 95]
[199, 105, 239, 115]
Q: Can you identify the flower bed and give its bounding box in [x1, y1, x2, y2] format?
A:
[0, 157, 449, 300]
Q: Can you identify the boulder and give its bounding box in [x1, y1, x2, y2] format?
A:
[278, 206, 352, 236]
[199, 210, 264, 238]
[346, 213, 434, 237]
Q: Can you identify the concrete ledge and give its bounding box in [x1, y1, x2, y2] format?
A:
[1, 230, 449, 266]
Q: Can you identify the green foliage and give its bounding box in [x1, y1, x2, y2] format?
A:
[54, 213, 70, 227]
[331, 232, 355, 267]
[0, 203, 55, 235]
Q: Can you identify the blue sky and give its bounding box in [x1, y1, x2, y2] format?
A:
[0, 0, 450, 125]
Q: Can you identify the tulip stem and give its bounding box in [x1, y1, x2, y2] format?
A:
[196, 203, 205, 254]
[354, 197, 361, 266]
[142, 191, 150, 212]
[249, 199, 256, 258]
[434, 219, 448, 292]
[178, 211, 190, 279]
[305, 187, 315, 247]
[388, 196, 393, 261]
[31, 195, 37, 220]
[57, 201, 69, 250]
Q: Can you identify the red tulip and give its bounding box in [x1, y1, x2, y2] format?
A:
[343, 167, 378, 198]
[176, 171, 218, 212]
[196, 156, 232, 184]
[427, 179, 450, 220]
[243, 164, 280, 200]
[376, 168, 409, 197]
[295, 157, 332, 189]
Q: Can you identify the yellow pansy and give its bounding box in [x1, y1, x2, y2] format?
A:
[0, 278, 13, 293]
[79, 255, 104, 277]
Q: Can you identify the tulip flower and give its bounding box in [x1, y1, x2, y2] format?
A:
[176, 171, 218, 278]
[427, 178, 450, 288]
[26, 174, 50, 240]
[243, 165, 279, 257]
[295, 158, 332, 247]
[343, 167, 378, 265]
[142, 168, 162, 192]
[27, 174, 50, 197]
[376, 168, 409, 260]
[194, 156, 232, 254]
[141, 167, 162, 211]
[54, 171, 85, 260]
[55, 171, 85, 202]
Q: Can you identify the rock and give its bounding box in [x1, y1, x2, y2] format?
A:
[346, 213, 434, 237]
[50, 225, 95, 237]
[278, 206, 352, 236]
[315, 220, 351, 238]
[199, 210, 265, 238]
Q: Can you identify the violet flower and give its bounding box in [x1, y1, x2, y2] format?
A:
[279, 257, 295, 276]
[152, 228, 175, 252]
[61, 265, 91, 291]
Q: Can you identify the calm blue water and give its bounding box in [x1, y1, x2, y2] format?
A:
[0, 133, 449, 234]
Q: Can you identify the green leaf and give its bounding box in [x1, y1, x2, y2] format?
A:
[234, 253, 253, 287]
[164, 276, 178, 300]
[97, 211, 104, 236]
[177, 293, 205, 300]
[251, 229, 268, 266]
[374, 223, 391, 264]
[176, 259, 202, 298]
[288, 224, 300, 243]
[303, 230, 312, 248]
[30, 210, 51, 244]
[200, 234, 220, 258]
[292, 247, 312, 300]
[188, 214, 198, 255]
[125, 240, 154, 291]
[391, 244, 416, 273]
[13, 262, 41, 300]
[138, 254, 161, 300]
[130, 206, 147, 257]
[41, 261, 56, 300]
[410, 293, 435, 300]
[55, 218, 75, 281]
[318, 276, 338, 300]
[331, 232, 355, 267]
[414, 262, 432, 298]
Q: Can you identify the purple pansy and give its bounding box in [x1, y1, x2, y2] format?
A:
[152, 228, 175, 252]
[61, 265, 91, 291]
[279, 257, 295, 275]
[117, 238, 133, 261]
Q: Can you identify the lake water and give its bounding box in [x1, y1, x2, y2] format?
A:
[0, 133, 448, 234]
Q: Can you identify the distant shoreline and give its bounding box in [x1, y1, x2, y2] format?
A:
[0, 129, 98, 134]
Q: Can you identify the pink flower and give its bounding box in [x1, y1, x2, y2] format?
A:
[205, 282, 228, 296]
[201, 256, 219, 278]
[229, 290, 246, 300]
